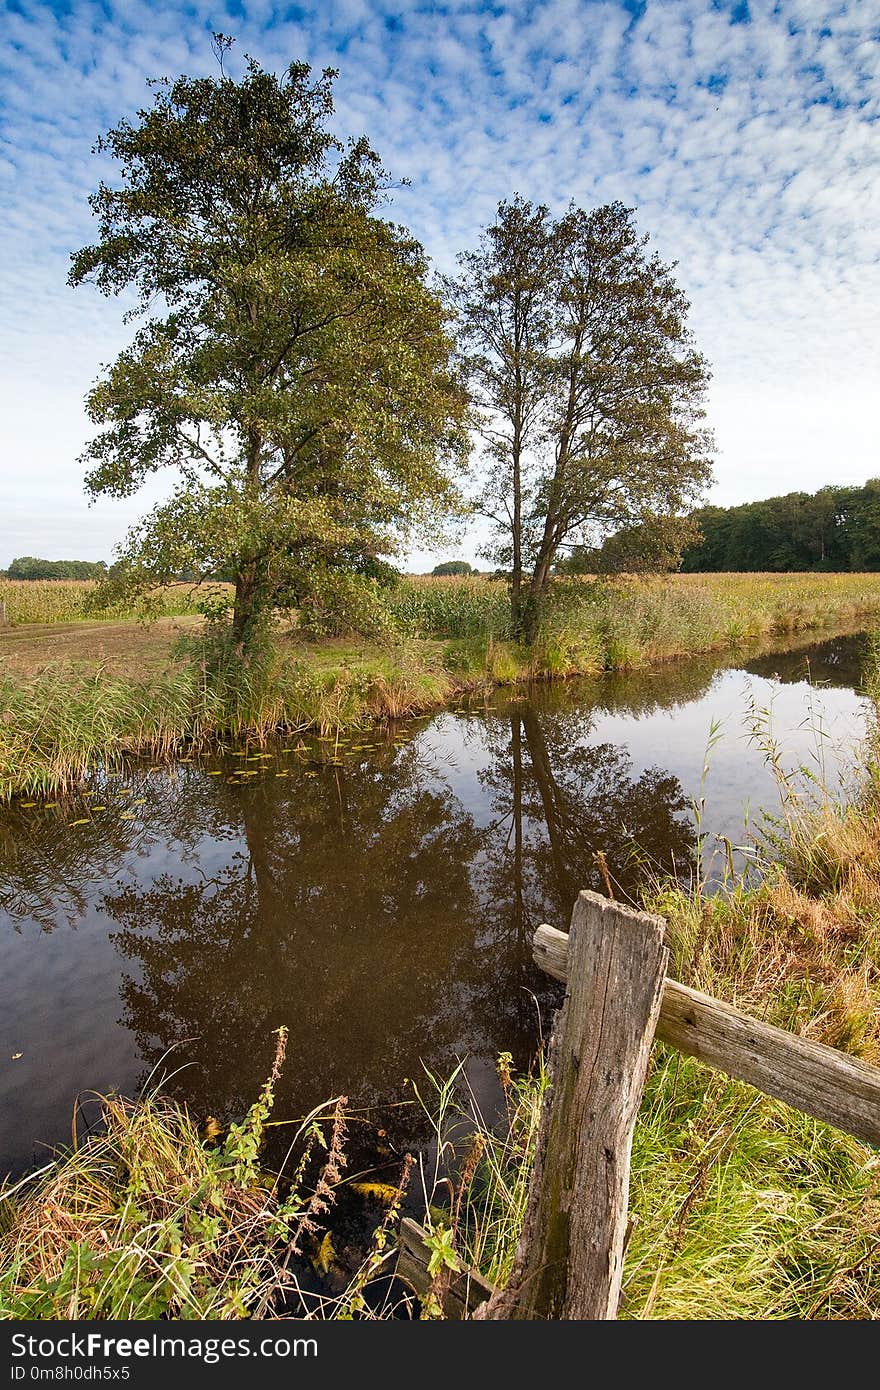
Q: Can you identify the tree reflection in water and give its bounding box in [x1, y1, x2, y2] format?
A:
[3, 633, 868, 1173]
[96, 686, 695, 1153]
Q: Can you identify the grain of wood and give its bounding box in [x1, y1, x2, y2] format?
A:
[396, 1217, 495, 1317]
[534, 921, 880, 1148]
[480, 891, 668, 1319]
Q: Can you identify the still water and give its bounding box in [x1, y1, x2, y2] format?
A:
[0, 631, 871, 1178]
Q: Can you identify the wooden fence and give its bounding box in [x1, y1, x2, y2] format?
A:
[397, 890, 880, 1320]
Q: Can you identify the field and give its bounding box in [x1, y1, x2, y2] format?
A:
[3, 571, 880, 800]
[0, 579, 229, 627]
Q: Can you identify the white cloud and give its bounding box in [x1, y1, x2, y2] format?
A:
[0, 0, 878, 566]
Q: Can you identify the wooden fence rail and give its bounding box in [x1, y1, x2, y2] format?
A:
[535, 915, 880, 1149]
[396, 889, 880, 1320]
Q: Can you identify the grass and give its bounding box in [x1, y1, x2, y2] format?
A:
[0, 1030, 411, 1321]
[406, 642, 880, 1319]
[392, 571, 880, 659]
[4, 571, 880, 801]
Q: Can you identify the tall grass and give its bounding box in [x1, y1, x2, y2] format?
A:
[4, 570, 880, 800]
[0, 1030, 328, 1319]
[0, 580, 229, 626]
[390, 577, 512, 641]
[0, 638, 469, 800]
[0, 1031, 413, 1321]
[394, 571, 880, 664]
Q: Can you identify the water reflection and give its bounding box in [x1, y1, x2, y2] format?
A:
[0, 630, 869, 1175]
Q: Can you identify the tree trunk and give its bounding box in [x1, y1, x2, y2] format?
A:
[522, 483, 564, 644]
[510, 436, 523, 636]
[232, 562, 258, 653]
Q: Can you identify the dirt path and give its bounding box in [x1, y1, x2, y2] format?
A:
[0, 614, 205, 678]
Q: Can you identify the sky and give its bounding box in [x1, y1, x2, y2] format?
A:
[1, 0, 878, 570]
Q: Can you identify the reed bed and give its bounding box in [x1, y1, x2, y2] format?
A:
[394, 571, 880, 662]
[4, 570, 880, 800]
[0, 643, 471, 801]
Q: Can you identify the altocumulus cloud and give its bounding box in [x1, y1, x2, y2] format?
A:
[0, 0, 878, 564]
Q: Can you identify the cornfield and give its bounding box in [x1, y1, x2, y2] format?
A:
[0, 580, 230, 626]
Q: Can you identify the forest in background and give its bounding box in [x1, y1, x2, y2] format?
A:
[680, 480, 880, 572]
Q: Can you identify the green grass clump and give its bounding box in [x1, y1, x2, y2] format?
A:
[0, 1030, 350, 1320]
[622, 1054, 880, 1320]
[417, 1046, 880, 1320]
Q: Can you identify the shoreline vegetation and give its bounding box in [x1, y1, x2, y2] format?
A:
[4, 572, 880, 801]
[453, 673, 880, 1318]
[3, 625, 880, 1318]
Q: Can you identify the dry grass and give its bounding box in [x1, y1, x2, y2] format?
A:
[0, 616, 203, 679]
[0, 1032, 415, 1321]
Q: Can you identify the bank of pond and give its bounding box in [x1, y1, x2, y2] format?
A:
[2, 628, 880, 1318]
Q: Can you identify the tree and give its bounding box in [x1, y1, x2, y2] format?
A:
[431, 559, 473, 576]
[450, 198, 713, 640]
[559, 514, 701, 575]
[70, 41, 469, 650]
[679, 481, 880, 573]
[7, 557, 108, 580]
[447, 198, 557, 634]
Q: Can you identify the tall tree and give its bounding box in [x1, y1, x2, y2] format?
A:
[451, 199, 713, 639]
[680, 481, 880, 572]
[447, 198, 557, 632]
[70, 42, 469, 649]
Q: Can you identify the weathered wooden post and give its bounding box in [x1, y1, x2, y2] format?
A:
[537, 923, 880, 1148]
[0, 600, 6, 627]
[478, 890, 668, 1320]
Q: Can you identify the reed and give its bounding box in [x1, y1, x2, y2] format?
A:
[393, 571, 880, 665]
[5, 567, 880, 801]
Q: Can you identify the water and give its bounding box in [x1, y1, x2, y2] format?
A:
[0, 630, 871, 1179]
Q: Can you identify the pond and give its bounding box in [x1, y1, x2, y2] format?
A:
[0, 629, 872, 1180]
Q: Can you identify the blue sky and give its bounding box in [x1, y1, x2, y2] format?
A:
[1, 0, 878, 568]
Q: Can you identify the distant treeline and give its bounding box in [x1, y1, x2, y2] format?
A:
[682, 481, 880, 572]
[1, 556, 108, 580]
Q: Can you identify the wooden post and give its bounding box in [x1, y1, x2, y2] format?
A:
[535, 924, 880, 1149]
[396, 1218, 495, 1317]
[479, 891, 668, 1320]
[0, 600, 6, 627]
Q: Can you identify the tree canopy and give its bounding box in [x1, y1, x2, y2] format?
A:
[681, 481, 880, 571]
[431, 559, 473, 576]
[448, 197, 713, 639]
[71, 43, 469, 648]
[4, 557, 108, 581]
[559, 514, 701, 576]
